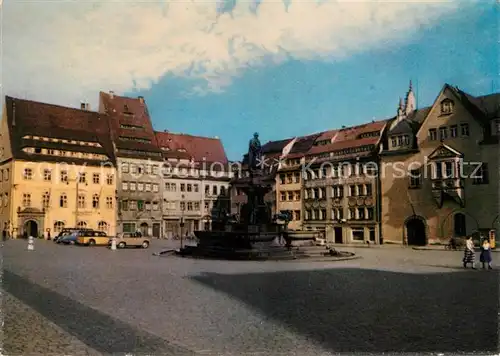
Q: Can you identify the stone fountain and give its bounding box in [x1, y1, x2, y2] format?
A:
[174, 133, 355, 261]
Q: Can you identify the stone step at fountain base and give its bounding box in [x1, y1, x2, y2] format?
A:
[177, 244, 354, 261]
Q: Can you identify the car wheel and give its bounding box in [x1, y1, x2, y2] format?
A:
[118, 242, 126, 249]
[89, 239, 96, 246]
[142, 241, 149, 249]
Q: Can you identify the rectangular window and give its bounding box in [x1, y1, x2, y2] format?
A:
[122, 182, 128, 191]
[122, 223, 135, 233]
[439, 127, 448, 140]
[78, 173, 86, 184]
[145, 183, 151, 192]
[137, 183, 144, 191]
[60, 170, 68, 183]
[349, 208, 356, 220]
[121, 164, 129, 173]
[450, 125, 458, 138]
[24, 168, 33, 180]
[129, 183, 136, 191]
[280, 192, 286, 201]
[78, 194, 85, 209]
[153, 184, 159, 192]
[43, 169, 52, 181]
[357, 208, 365, 220]
[194, 184, 199, 192]
[22, 193, 31, 207]
[429, 129, 437, 141]
[460, 123, 470, 137]
[409, 169, 421, 188]
[106, 174, 114, 185]
[187, 184, 192, 192]
[180, 184, 186, 192]
[106, 197, 113, 209]
[153, 201, 159, 211]
[93, 173, 100, 184]
[473, 163, 489, 185]
[352, 229, 364, 241]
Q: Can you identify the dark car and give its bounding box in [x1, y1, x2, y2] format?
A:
[54, 228, 93, 243]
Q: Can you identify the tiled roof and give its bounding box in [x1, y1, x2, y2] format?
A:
[261, 138, 293, 154]
[306, 120, 388, 156]
[155, 131, 228, 164]
[4, 96, 116, 165]
[99, 92, 163, 159]
[289, 134, 321, 154]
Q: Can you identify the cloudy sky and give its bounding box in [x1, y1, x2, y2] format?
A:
[1, 0, 497, 159]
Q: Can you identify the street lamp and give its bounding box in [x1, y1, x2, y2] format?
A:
[180, 194, 185, 249]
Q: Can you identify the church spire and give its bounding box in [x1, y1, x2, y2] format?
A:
[405, 80, 416, 115]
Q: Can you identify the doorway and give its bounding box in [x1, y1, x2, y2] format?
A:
[406, 217, 426, 246]
[454, 213, 466, 237]
[24, 220, 38, 238]
[152, 223, 160, 238]
[334, 227, 343, 244]
[140, 223, 149, 236]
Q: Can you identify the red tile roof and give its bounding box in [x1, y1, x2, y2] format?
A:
[99, 92, 163, 159]
[306, 120, 388, 156]
[155, 131, 228, 164]
[4, 96, 116, 165]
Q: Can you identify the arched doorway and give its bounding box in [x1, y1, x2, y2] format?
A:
[406, 217, 426, 246]
[140, 223, 149, 236]
[24, 220, 38, 237]
[454, 213, 466, 237]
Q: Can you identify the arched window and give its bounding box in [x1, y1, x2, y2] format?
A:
[54, 221, 65, 233]
[77, 221, 87, 228]
[92, 194, 99, 209]
[98, 221, 108, 231]
[59, 193, 67, 208]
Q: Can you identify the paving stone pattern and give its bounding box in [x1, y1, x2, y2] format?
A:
[2, 239, 499, 355]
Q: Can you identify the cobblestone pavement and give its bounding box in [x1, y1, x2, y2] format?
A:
[2, 239, 499, 355]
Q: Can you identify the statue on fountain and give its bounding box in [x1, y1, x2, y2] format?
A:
[248, 132, 262, 172]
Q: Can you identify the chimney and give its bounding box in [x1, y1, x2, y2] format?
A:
[80, 102, 86, 110]
[164, 129, 168, 132]
[109, 90, 114, 99]
[86, 103, 90, 111]
[138, 96, 144, 104]
[214, 136, 219, 139]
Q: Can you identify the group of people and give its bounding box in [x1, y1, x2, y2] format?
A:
[463, 236, 493, 269]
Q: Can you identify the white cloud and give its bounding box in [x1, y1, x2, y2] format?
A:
[2, 0, 463, 108]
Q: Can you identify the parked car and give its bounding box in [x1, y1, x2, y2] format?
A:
[58, 232, 79, 245]
[76, 230, 109, 246]
[54, 228, 93, 243]
[110, 232, 150, 249]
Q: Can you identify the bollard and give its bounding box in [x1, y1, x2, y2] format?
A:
[110, 237, 117, 251]
[27, 236, 34, 251]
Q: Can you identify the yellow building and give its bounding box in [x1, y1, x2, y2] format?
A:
[0, 97, 118, 238]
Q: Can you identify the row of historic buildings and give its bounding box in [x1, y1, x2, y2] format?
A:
[230, 83, 500, 245]
[0, 92, 231, 238]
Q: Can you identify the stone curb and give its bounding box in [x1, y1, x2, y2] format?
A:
[412, 247, 500, 253]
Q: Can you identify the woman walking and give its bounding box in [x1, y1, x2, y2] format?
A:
[463, 235, 476, 269]
[480, 237, 493, 269]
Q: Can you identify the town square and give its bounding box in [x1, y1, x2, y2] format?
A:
[1, 0, 499, 354]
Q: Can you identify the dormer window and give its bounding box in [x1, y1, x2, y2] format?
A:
[440, 99, 454, 115]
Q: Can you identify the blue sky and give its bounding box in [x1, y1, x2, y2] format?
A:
[3, 1, 497, 161]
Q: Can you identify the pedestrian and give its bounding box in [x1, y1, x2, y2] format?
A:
[463, 235, 476, 269]
[480, 237, 493, 270]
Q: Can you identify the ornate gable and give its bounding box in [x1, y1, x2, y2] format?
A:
[428, 144, 462, 160]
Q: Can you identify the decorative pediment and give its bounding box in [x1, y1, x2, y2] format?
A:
[428, 144, 462, 160]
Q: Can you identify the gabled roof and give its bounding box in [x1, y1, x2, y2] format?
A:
[99, 91, 163, 159]
[4, 96, 116, 165]
[155, 131, 228, 164]
[390, 106, 431, 135]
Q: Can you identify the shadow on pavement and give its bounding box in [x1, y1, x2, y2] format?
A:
[192, 268, 499, 354]
[3, 270, 194, 355]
